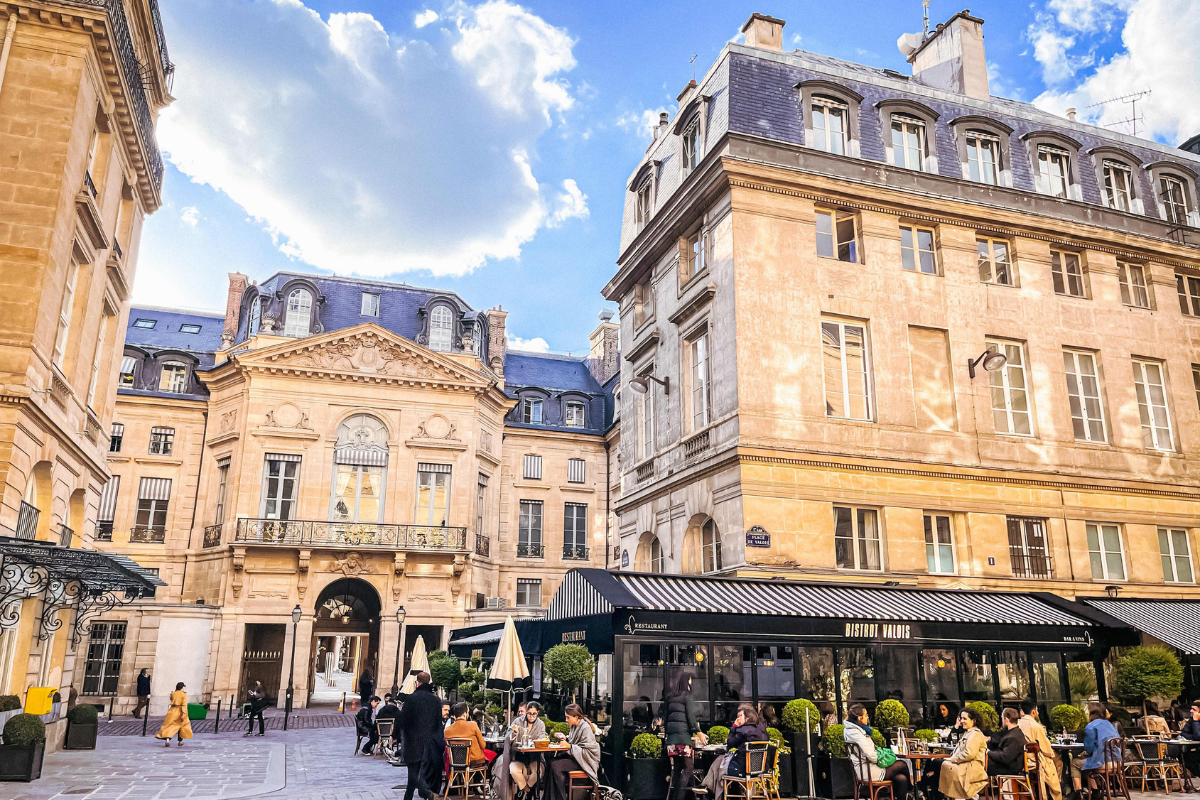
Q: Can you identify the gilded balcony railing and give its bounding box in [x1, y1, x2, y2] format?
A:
[202, 524, 223, 548]
[130, 526, 166, 544]
[474, 534, 491, 558]
[234, 518, 468, 551]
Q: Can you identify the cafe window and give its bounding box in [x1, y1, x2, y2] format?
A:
[961, 650, 996, 702]
[621, 643, 710, 734]
[834, 506, 882, 571]
[795, 647, 837, 719]
[922, 649, 960, 717]
[996, 650, 1031, 704]
[876, 647, 921, 721]
[1032, 652, 1064, 709]
[838, 647, 875, 713]
[1068, 661, 1099, 708]
[754, 646, 796, 698]
[711, 644, 749, 725]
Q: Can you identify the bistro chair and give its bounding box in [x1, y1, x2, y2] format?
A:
[723, 741, 772, 800]
[443, 737, 488, 799]
[568, 770, 601, 800]
[761, 742, 782, 800]
[989, 745, 1037, 800]
[845, 741, 893, 800]
[1081, 739, 1130, 800]
[1128, 738, 1182, 792]
[375, 719, 395, 759]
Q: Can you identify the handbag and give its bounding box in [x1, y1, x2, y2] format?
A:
[876, 746, 897, 768]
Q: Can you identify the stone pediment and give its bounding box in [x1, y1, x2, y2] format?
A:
[244, 326, 486, 388]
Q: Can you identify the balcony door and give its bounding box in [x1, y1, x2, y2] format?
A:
[261, 454, 300, 520]
[330, 414, 389, 524]
[416, 464, 451, 526]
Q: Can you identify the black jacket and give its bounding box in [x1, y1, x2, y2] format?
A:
[360, 674, 375, 698]
[1181, 719, 1200, 741]
[662, 694, 700, 746]
[397, 684, 444, 764]
[987, 726, 1027, 776]
[726, 720, 768, 758]
[137, 674, 151, 697]
[356, 705, 376, 736]
[376, 702, 400, 723]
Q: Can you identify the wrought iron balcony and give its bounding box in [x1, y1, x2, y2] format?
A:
[234, 518, 468, 552]
[95, 521, 114, 542]
[1010, 553, 1054, 579]
[83, 171, 97, 199]
[130, 526, 166, 544]
[57, 524, 74, 548]
[562, 544, 589, 561]
[474, 534, 491, 558]
[516, 542, 544, 558]
[15, 502, 39, 541]
[203, 524, 223, 548]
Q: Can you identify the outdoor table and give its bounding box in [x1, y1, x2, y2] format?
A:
[514, 744, 571, 800]
[1052, 743, 1086, 799]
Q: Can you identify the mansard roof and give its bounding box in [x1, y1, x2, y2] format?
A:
[503, 352, 608, 436]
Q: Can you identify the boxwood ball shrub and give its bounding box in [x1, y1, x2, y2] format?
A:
[0, 695, 19, 712]
[707, 725, 730, 745]
[67, 704, 99, 725]
[874, 699, 910, 731]
[766, 726, 783, 742]
[822, 724, 847, 758]
[914, 729, 938, 743]
[1114, 646, 1184, 712]
[967, 701, 999, 732]
[1050, 704, 1087, 733]
[871, 729, 885, 748]
[782, 698, 822, 732]
[630, 732, 663, 759]
[3, 713, 46, 747]
[543, 644, 595, 696]
[547, 721, 571, 737]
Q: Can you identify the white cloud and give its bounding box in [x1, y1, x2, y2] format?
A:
[507, 334, 551, 353]
[1026, 13, 1093, 83]
[414, 9, 439, 28]
[156, 0, 585, 278]
[548, 179, 588, 227]
[1047, 0, 1134, 31]
[180, 205, 200, 226]
[1033, 0, 1200, 145]
[616, 107, 671, 139]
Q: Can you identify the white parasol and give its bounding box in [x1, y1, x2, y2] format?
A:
[485, 616, 531, 722]
[399, 634, 429, 694]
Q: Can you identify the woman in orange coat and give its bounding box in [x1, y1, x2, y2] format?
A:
[155, 682, 193, 747]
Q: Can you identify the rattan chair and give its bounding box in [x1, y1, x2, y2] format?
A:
[723, 741, 772, 800]
[761, 742, 782, 800]
[845, 741, 894, 800]
[1129, 738, 1183, 792]
[443, 737, 488, 799]
[374, 719, 394, 759]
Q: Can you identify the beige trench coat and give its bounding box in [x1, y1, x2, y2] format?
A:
[1018, 716, 1062, 800]
[939, 728, 988, 799]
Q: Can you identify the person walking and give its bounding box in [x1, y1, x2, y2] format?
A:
[357, 696, 381, 755]
[155, 682, 193, 748]
[662, 671, 706, 800]
[245, 681, 267, 737]
[397, 672, 444, 800]
[133, 669, 151, 719]
[359, 669, 375, 705]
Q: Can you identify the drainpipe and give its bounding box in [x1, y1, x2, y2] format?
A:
[604, 440, 611, 570]
[0, 14, 17, 98]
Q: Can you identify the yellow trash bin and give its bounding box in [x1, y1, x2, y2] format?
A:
[24, 687, 56, 715]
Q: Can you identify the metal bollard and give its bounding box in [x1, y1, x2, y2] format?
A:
[142, 711, 148, 737]
[214, 698, 221, 734]
[341, 692, 346, 714]
[108, 696, 114, 722]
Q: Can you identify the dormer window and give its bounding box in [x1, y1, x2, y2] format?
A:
[565, 401, 586, 428]
[635, 179, 653, 228]
[522, 397, 543, 424]
[812, 97, 848, 155]
[284, 288, 312, 337]
[1102, 160, 1134, 211]
[476, 321, 487, 358]
[965, 131, 1000, 185]
[248, 297, 261, 335]
[119, 356, 136, 387]
[361, 292, 380, 317]
[891, 115, 926, 172]
[160, 361, 188, 393]
[1161, 175, 1190, 225]
[429, 305, 453, 352]
[682, 116, 702, 171]
[1037, 145, 1072, 198]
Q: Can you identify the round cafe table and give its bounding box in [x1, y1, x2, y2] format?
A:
[517, 743, 572, 800]
[1051, 742, 1086, 799]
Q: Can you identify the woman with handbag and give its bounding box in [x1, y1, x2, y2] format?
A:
[844, 704, 912, 800]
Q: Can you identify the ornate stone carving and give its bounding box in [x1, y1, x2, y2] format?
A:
[332, 552, 369, 575]
[264, 402, 310, 429]
[297, 549, 311, 598]
[219, 409, 238, 433]
[416, 414, 457, 440]
[392, 553, 407, 600]
[231, 547, 246, 599]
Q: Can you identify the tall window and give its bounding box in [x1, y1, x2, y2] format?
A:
[284, 288, 312, 337]
[567, 458, 586, 484]
[1118, 263, 1151, 309]
[248, 297, 261, 335]
[523, 454, 543, 480]
[924, 514, 955, 574]
[891, 116, 925, 171]
[331, 414, 389, 523]
[900, 225, 937, 274]
[516, 578, 542, 607]
[518, 500, 543, 556]
[835, 506, 881, 571]
[564, 503, 587, 559]
[1160, 528, 1194, 583]
[565, 401, 586, 428]
[109, 422, 124, 453]
[52, 259, 79, 367]
[811, 97, 847, 155]
[135, 477, 172, 536]
[475, 474, 488, 534]
[1051, 251, 1086, 298]
[639, 379, 655, 459]
[97, 477, 118, 540]
[689, 332, 711, 430]
[87, 314, 109, 408]
[1160, 175, 1190, 225]
[1177, 274, 1200, 317]
[683, 228, 707, 283]
[965, 131, 1000, 184]
[635, 180, 653, 228]
[649, 537, 664, 573]
[1103, 161, 1134, 211]
[1194, 366, 1200, 411]
[429, 305, 453, 351]
[1132, 358, 1173, 451]
[82, 622, 125, 696]
[702, 518, 722, 573]
[988, 340, 1032, 436]
[822, 319, 872, 421]
[261, 455, 300, 520]
[1086, 523, 1125, 581]
[1063, 350, 1106, 443]
[522, 398, 543, 424]
[213, 459, 230, 525]
[119, 356, 136, 387]
[361, 292, 380, 317]
[977, 238, 1013, 286]
[1007, 517, 1052, 578]
[159, 361, 188, 393]
[415, 463, 451, 526]
[1038, 146, 1071, 198]
[149, 426, 174, 455]
[815, 209, 859, 262]
[681, 117, 702, 171]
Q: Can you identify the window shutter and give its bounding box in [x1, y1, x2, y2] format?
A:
[98, 477, 120, 522]
[523, 455, 542, 480]
[568, 459, 586, 483]
[138, 477, 172, 501]
[1006, 517, 1024, 575]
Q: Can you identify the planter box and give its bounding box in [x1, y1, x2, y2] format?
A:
[788, 730, 821, 755]
[64, 721, 97, 750]
[0, 743, 44, 782]
[776, 746, 795, 796]
[187, 703, 207, 720]
[815, 755, 856, 799]
[625, 757, 669, 800]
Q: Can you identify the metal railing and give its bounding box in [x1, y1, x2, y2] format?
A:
[516, 542, 544, 558]
[83, 171, 97, 199]
[234, 518, 468, 551]
[57, 523, 74, 548]
[112, 239, 123, 259]
[682, 429, 710, 461]
[203, 524, 223, 548]
[563, 544, 589, 561]
[474, 534, 490, 558]
[1010, 552, 1054, 579]
[15, 501, 39, 540]
[96, 521, 114, 542]
[130, 526, 166, 543]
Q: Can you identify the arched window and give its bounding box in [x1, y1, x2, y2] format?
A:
[330, 414, 389, 524]
[1023, 132, 1082, 200]
[634, 532, 664, 572]
[1144, 161, 1199, 226]
[248, 296, 261, 336]
[1089, 147, 1144, 214]
[429, 305, 453, 352]
[649, 537, 664, 573]
[159, 361, 188, 393]
[476, 321, 488, 359]
[702, 519, 722, 573]
[284, 289, 313, 337]
[798, 81, 863, 158]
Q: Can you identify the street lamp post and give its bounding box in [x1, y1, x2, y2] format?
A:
[390, 605, 406, 696]
[284, 604, 301, 731]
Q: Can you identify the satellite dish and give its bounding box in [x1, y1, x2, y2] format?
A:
[897, 32, 923, 57]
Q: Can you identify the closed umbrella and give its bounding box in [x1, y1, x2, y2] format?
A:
[399, 634, 429, 695]
[486, 615, 531, 722]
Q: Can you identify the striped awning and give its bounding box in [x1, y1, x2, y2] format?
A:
[546, 568, 1089, 627]
[98, 477, 120, 522]
[137, 477, 172, 501]
[266, 452, 303, 463]
[1083, 598, 1200, 655]
[335, 446, 387, 467]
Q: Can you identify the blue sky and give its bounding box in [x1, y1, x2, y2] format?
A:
[138, 0, 1199, 353]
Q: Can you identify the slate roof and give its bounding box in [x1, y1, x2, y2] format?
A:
[503, 352, 608, 435]
[125, 307, 224, 354]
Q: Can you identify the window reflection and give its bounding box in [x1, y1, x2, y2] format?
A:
[839, 647, 875, 715]
[1033, 651, 1063, 715]
[961, 650, 995, 702]
[877, 647, 922, 723]
[621, 643, 709, 735]
[797, 647, 837, 720]
[712, 645, 748, 725]
[996, 650, 1031, 705]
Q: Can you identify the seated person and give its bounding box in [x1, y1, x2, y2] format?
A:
[356, 696, 381, 755]
[987, 708, 1026, 776]
[725, 703, 768, 778]
[546, 704, 602, 800]
[1070, 704, 1120, 791]
[844, 703, 913, 800]
[934, 707, 988, 800]
[508, 701, 547, 794]
[1179, 701, 1200, 778]
[1017, 701, 1062, 800]
[445, 702, 488, 768]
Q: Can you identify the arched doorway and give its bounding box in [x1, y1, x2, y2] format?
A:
[308, 577, 381, 705]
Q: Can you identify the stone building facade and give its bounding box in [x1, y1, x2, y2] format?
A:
[606, 12, 1200, 603]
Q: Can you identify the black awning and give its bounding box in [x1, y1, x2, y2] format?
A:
[1082, 597, 1200, 655]
[0, 536, 164, 594]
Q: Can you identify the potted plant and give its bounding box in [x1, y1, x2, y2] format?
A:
[767, 726, 794, 796]
[0, 713, 45, 781]
[0, 696, 20, 733]
[782, 699, 821, 797]
[626, 732, 668, 800]
[706, 725, 730, 745]
[873, 699, 910, 744]
[819, 723, 884, 798]
[64, 703, 99, 750]
[428, 650, 463, 695]
[913, 729, 938, 745]
[543, 644, 595, 703]
[966, 701, 999, 733]
[1113, 645, 1184, 721]
[1049, 704, 1087, 736]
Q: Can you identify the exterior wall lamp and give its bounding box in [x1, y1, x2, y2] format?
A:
[629, 375, 669, 395]
[967, 346, 1007, 378]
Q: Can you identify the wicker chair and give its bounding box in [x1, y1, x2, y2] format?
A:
[723, 741, 772, 800]
[845, 741, 894, 800]
[374, 718, 394, 758]
[443, 737, 488, 799]
[761, 742, 782, 800]
[1128, 738, 1183, 792]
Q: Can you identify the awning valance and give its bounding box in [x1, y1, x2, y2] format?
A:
[1082, 598, 1200, 655]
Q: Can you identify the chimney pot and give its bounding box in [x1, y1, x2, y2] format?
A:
[1066, 107, 1077, 121]
[907, 10, 989, 101]
[221, 272, 249, 348]
[588, 313, 620, 385]
[741, 13, 785, 52]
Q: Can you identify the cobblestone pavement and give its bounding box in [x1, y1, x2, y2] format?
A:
[100, 712, 354, 736]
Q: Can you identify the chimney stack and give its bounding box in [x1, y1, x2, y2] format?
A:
[906, 10, 989, 101]
[221, 272, 248, 348]
[741, 13, 785, 51]
[485, 306, 508, 378]
[677, 79, 698, 107]
[1066, 107, 1077, 122]
[588, 310, 620, 385]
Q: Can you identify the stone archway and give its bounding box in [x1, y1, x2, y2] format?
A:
[308, 577, 382, 705]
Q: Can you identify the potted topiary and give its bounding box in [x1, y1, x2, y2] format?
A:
[706, 725, 730, 745]
[64, 703, 99, 750]
[913, 729, 938, 745]
[1113, 645, 1184, 721]
[0, 696, 21, 733]
[0, 713, 45, 781]
[966, 701, 999, 733]
[782, 699, 822, 796]
[543, 644, 595, 704]
[1049, 704, 1087, 737]
[626, 732, 668, 800]
[873, 699, 910, 744]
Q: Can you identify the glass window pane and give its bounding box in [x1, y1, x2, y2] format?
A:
[1067, 661, 1098, 707]
[996, 650, 1031, 704]
[796, 647, 837, 721]
[712, 644, 748, 725]
[877, 647, 922, 723]
[961, 650, 995, 702]
[816, 211, 835, 258]
[838, 647, 875, 711]
[923, 648, 960, 715]
[1032, 652, 1064, 713]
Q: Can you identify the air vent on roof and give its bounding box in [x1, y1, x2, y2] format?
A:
[883, 69, 909, 80]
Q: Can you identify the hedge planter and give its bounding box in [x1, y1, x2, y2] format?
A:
[817, 756, 856, 799]
[64, 720, 97, 750]
[776, 747, 795, 796]
[0, 743, 44, 782]
[625, 757, 669, 800]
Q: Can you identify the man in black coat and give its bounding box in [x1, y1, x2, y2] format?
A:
[357, 696, 381, 754]
[133, 669, 151, 719]
[397, 672, 444, 800]
[1181, 701, 1200, 779]
[245, 681, 268, 736]
[359, 669, 375, 704]
[987, 708, 1028, 776]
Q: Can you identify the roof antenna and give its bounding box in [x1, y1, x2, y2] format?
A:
[922, 0, 930, 39]
[1086, 89, 1151, 137]
[689, 52, 698, 81]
